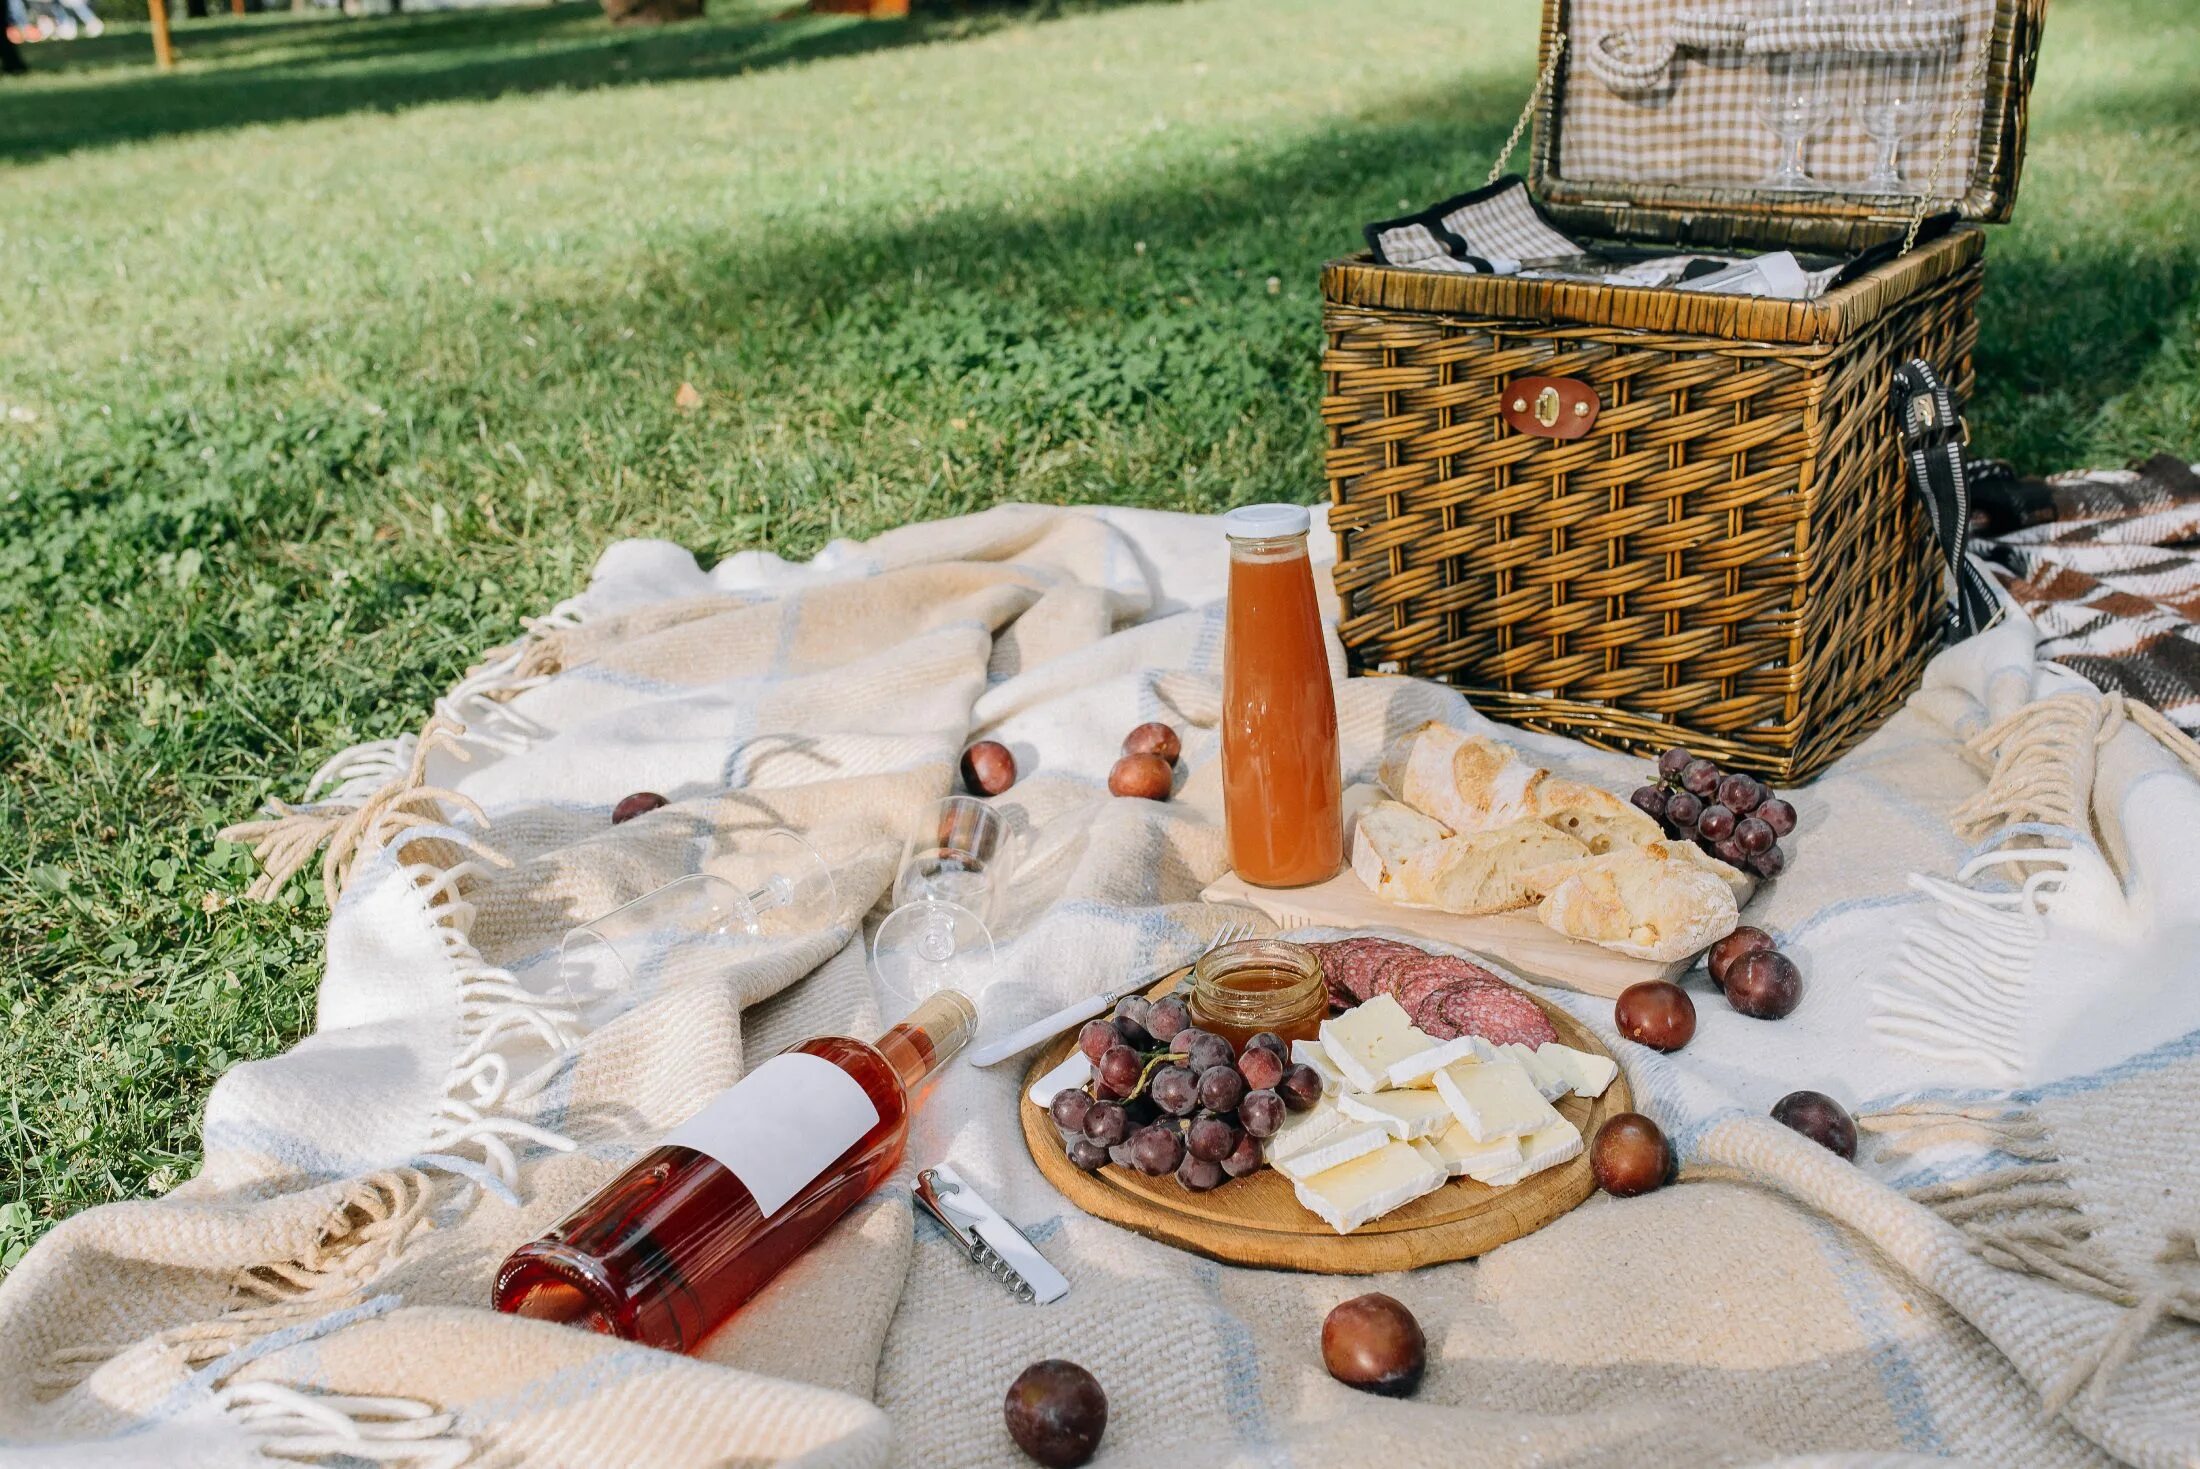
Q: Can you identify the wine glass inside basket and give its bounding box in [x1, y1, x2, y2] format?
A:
[1756, 0, 1839, 192]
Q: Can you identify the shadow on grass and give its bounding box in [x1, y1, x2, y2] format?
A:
[1971, 71, 2200, 465]
[14, 7, 2188, 473]
[0, 0, 1171, 162]
[445, 68, 2192, 501]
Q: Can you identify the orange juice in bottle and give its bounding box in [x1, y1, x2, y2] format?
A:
[1221, 504, 1343, 887]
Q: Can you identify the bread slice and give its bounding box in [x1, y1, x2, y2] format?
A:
[1349, 801, 1451, 900]
[1533, 777, 1665, 856]
[1398, 820, 1590, 915]
[1534, 842, 1739, 961]
[1668, 840, 1753, 906]
[1376, 722, 1545, 835]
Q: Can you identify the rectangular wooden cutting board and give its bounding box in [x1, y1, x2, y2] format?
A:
[1199, 867, 1687, 1000]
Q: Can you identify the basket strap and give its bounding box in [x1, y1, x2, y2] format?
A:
[1892, 359, 2002, 642]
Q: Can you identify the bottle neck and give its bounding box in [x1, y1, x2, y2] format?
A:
[873, 990, 977, 1093]
[1228, 531, 1309, 565]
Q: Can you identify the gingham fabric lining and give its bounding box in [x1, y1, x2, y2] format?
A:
[1555, 0, 1995, 195]
[1433, 180, 1584, 264]
[1742, 7, 1971, 56]
[1745, 8, 1963, 56]
[1367, 220, 1487, 273]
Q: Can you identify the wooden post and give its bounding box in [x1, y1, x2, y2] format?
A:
[147, 0, 175, 68]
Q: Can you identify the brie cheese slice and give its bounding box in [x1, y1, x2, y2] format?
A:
[1384, 1033, 1489, 1090]
[1433, 1059, 1563, 1142]
[1536, 1042, 1618, 1099]
[1477, 1115, 1584, 1187]
[1427, 1119, 1522, 1180]
[1317, 994, 1424, 1094]
[1497, 1042, 1574, 1102]
[1337, 1087, 1456, 1141]
[1272, 1112, 1391, 1182]
[1289, 1038, 1346, 1097]
[1291, 1139, 1447, 1235]
[1267, 1095, 1347, 1164]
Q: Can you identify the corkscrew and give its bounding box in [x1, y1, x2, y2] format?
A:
[915, 1166, 1069, 1305]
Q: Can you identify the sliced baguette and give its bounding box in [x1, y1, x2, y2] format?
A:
[1668, 840, 1753, 906]
[1533, 777, 1666, 856]
[1392, 820, 1590, 915]
[1376, 722, 1545, 835]
[1534, 841, 1739, 962]
[1349, 800, 1452, 901]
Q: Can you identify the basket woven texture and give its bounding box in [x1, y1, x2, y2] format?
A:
[1322, 0, 2043, 782]
[1324, 229, 1983, 783]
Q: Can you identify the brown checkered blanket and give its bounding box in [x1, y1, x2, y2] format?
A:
[1976, 453, 2200, 731]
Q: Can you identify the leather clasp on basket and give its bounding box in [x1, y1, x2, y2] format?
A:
[1502, 377, 1600, 440]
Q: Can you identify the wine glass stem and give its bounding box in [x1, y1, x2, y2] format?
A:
[1780, 133, 1806, 179]
[918, 907, 956, 963]
[1875, 133, 1900, 183]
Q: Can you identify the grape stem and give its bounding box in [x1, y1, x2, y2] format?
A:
[1133, 1052, 1176, 1097]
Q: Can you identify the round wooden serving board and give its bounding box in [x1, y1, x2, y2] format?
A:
[1020, 961, 1632, 1273]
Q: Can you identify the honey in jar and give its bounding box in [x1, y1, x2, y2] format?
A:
[1186, 938, 1327, 1051]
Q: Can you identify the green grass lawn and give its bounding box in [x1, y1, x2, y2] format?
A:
[2, 0, 2196, 1271]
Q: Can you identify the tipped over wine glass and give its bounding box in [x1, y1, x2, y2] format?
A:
[558, 829, 842, 1026]
[870, 795, 1014, 1023]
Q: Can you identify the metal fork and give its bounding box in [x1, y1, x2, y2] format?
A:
[966, 915, 1258, 1068]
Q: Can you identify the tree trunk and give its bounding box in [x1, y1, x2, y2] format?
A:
[184, 0, 207, 18]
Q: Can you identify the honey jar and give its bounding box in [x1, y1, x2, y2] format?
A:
[1186, 938, 1327, 1051]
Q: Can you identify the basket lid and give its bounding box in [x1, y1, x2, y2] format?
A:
[1528, 0, 2044, 251]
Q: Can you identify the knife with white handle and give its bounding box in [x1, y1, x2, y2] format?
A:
[967, 918, 1256, 1069]
[968, 989, 1123, 1069]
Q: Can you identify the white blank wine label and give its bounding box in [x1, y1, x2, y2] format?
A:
[665, 1052, 881, 1217]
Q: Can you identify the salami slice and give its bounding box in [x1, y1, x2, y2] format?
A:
[1373, 950, 1492, 998]
[1410, 984, 1460, 1036]
[1409, 977, 1501, 1037]
[1389, 968, 1460, 1022]
[1311, 938, 1384, 1007]
[1437, 983, 1558, 1049]
[1328, 938, 1422, 1003]
[1384, 956, 1490, 1011]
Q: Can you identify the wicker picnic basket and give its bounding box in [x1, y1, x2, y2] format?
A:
[1324, 0, 2045, 781]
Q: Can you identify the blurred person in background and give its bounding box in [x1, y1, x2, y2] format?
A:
[1, 0, 26, 75]
[42, 0, 103, 37]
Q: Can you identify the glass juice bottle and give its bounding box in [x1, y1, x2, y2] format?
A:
[1221, 504, 1343, 888]
[494, 990, 976, 1353]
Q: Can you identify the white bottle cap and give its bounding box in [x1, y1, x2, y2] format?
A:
[1222, 503, 1312, 540]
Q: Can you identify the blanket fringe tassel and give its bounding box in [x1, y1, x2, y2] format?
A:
[134, 598, 596, 1464]
[1864, 688, 2200, 1415]
[1869, 686, 2196, 1078]
[38, 1169, 439, 1392]
[213, 1381, 471, 1469]
[218, 594, 587, 908]
[1864, 1100, 2200, 1416]
[37, 820, 576, 1456]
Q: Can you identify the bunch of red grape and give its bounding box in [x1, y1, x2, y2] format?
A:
[1048, 993, 1325, 1192]
[1630, 747, 1797, 880]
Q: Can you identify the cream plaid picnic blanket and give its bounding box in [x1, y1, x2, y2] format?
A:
[4, 505, 2198, 1468]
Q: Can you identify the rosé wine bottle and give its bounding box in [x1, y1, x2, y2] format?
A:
[494, 990, 976, 1352]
